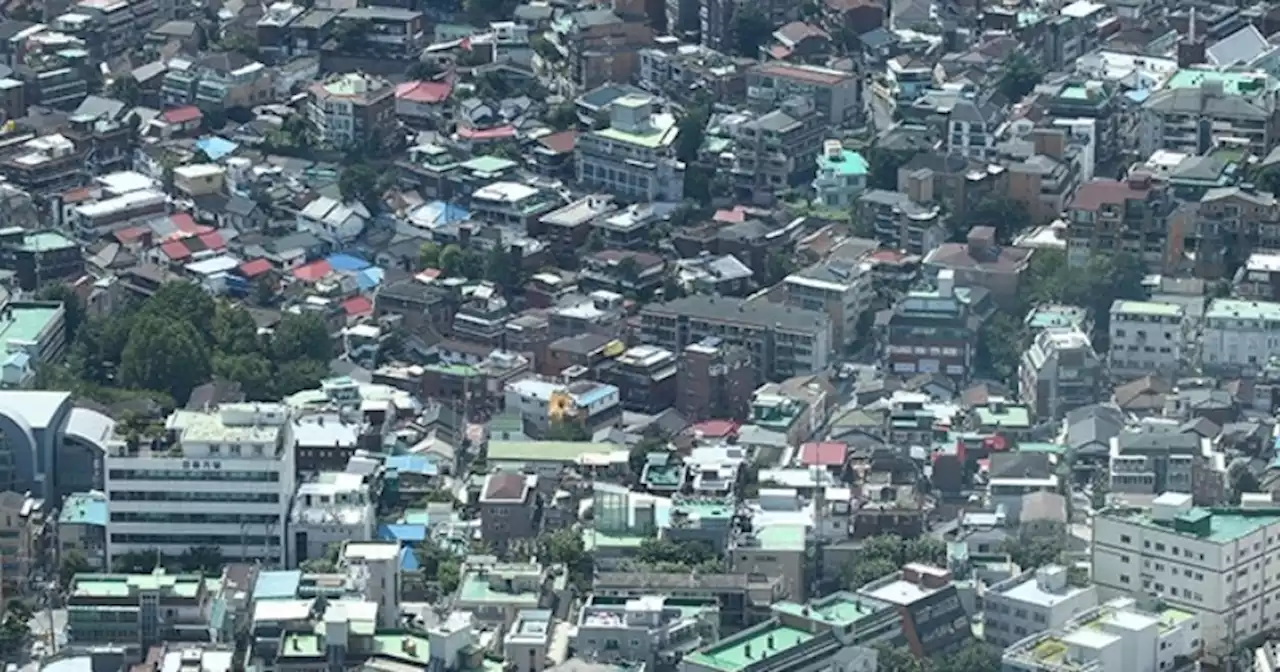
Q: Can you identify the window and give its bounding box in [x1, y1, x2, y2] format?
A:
[1121, 574, 1131, 584]
[1121, 534, 1132, 543]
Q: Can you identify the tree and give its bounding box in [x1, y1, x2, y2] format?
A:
[219, 31, 259, 58]
[109, 75, 142, 107]
[729, 5, 773, 57]
[419, 242, 441, 269]
[841, 534, 947, 589]
[178, 546, 225, 574]
[271, 313, 332, 362]
[545, 103, 579, 131]
[628, 435, 669, 482]
[142, 282, 216, 342]
[675, 103, 709, 164]
[999, 52, 1044, 101]
[119, 314, 211, 403]
[439, 244, 465, 277]
[253, 278, 276, 306]
[214, 353, 275, 401]
[339, 163, 380, 210]
[538, 528, 585, 566]
[1001, 530, 1066, 570]
[405, 60, 441, 80]
[59, 549, 93, 588]
[955, 197, 1029, 244]
[484, 244, 516, 290]
[274, 359, 328, 397]
[332, 19, 371, 52]
[976, 312, 1025, 384]
[875, 646, 925, 672]
[438, 559, 461, 594]
[113, 549, 162, 573]
[546, 421, 589, 441]
[301, 543, 341, 572]
[866, 145, 912, 191]
[0, 612, 29, 656]
[213, 302, 260, 356]
[1230, 462, 1262, 504]
[531, 34, 562, 63]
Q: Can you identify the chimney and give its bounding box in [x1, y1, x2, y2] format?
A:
[1177, 8, 1205, 67]
[966, 226, 997, 259]
[937, 269, 955, 298]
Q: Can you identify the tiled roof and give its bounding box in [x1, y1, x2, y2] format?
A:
[239, 258, 272, 278]
[798, 441, 848, 467]
[292, 260, 332, 282]
[161, 105, 203, 125]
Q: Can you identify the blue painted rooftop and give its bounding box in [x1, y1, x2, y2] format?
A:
[573, 384, 617, 407]
[378, 523, 427, 543]
[327, 253, 372, 272]
[195, 136, 239, 161]
[400, 546, 420, 571]
[59, 492, 107, 526]
[385, 454, 439, 476]
[357, 267, 384, 290]
[252, 570, 302, 600]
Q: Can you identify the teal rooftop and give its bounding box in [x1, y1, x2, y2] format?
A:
[816, 148, 868, 176]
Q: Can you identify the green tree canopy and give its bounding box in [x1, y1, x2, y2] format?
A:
[339, 163, 380, 209]
[999, 52, 1044, 101]
[271, 312, 332, 362]
[729, 6, 773, 57]
[119, 314, 211, 402]
[840, 534, 947, 589]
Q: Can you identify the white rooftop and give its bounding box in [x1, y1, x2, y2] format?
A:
[474, 181, 539, 203]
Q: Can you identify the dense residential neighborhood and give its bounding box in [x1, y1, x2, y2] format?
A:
[7, 0, 1280, 671]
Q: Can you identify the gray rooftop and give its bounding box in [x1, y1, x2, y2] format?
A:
[643, 295, 831, 334]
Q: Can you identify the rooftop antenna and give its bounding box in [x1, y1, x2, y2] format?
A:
[1189, 7, 1196, 44]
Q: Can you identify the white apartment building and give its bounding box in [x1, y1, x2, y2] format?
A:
[73, 189, 168, 238]
[1202, 298, 1280, 372]
[985, 565, 1099, 648]
[576, 95, 685, 202]
[572, 596, 718, 670]
[470, 181, 557, 227]
[287, 471, 376, 567]
[105, 403, 295, 565]
[1108, 300, 1186, 376]
[1092, 492, 1280, 656]
[782, 259, 873, 348]
[1019, 327, 1103, 421]
[1003, 596, 1201, 672]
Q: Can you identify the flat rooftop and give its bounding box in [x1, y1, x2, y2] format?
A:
[685, 625, 814, 672]
[0, 302, 61, 348]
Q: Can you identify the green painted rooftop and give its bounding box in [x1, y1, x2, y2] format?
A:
[1111, 300, 1183, 316]
[773, 593, 887, 626]
[816, 148, 868, 176]
[0, 302, 60, 347]
[1164, 69, 1277, 96]
[1107, 507, 1280, 543]
[71, 571, 205, 599]
[685, 625, 814, 672]
[23, 231, 76, 252]
[1205, 299, 1280, 322]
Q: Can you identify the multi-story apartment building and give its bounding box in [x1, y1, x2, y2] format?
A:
[723, 100, 825, 205]
[1044, 79, 1120, 164]
[985, 565, 1099, 648]
[307, 72, 396, 150]
[856, 189, 944, 256]
[574, 595, 718, 670]
[1065, 173, 1173, 269]
[469, 181, 560, 230]
[1001, 596, 1200, 672]
[637, 46, 747, 102]
[880, 270, 974, 381]
[1091, 491, 1279, 656]
[1006, 151, 1082, 227]
[782, 257, 873, 348]
[1108, 300, 1186, 377]
[745, 62, 861, 126]
[1195, 186, 1280, 279]
[555, 9, 654, 89]
[813, 140, 867, 209]
[1140, 69, 1280, 158]
[676, 336, 754, 421]
[331, 6, 426, 59]
[504, 378, 621, 439]
[1109, 420, 1220, 501]
[1019, 327, 1102, 421]
[104, 403, 295, 565]
[479, 471, 538, 553]
[1202, 298, 1280, 373]
[72, 189, 168, 239]
[576, 94, 684, 202]
[161, 52, 272, 112]
[945, 98, 1003, 161]
[67, 571, 213, 652]
[639, 295, 833, 382]
[287, 471, 375, 566]
[67, 0, 167, 57]
[0, 133, 86, 195]
[0, 228, 82, 291]
[596, 345, 678, 413]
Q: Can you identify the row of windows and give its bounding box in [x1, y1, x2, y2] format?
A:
[110, 533, 281, 545]
[110, 512, 278, 525]
[110, 490, 280, 503]
[108, 469, 281, 482]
